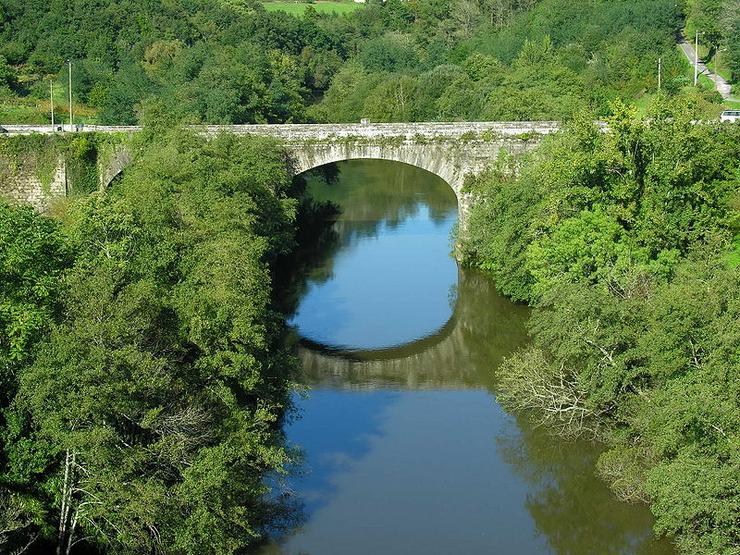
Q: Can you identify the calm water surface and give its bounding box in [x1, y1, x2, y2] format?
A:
[261, 160, 674, 555]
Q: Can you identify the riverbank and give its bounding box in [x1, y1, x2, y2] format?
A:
[461, 98, 740, 554]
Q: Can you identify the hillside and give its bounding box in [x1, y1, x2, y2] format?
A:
[0, 0, 732, 124]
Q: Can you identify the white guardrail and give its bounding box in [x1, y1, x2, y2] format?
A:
[0, 124, 142, 135]
[0, 122, 565, 139]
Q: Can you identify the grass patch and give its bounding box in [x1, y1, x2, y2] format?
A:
[697, 72, 716, 91]
[631, 92, 656, 116]
[0, 89, 99, 125]
[262, 1, 362, 16]
[707, 59, 733, 83]
[726, 236, 740, 268]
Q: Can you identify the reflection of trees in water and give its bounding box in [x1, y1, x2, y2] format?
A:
[496, 417, 675, 555]
[306, 160, 457, 244]
[255, 481, 307, 552]
[289, 263, 674, 554]
[274, 195, 341, 317]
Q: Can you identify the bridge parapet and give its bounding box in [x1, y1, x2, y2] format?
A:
[0, 124, 141, 135]
[199, 121, 561, 142]
[2, 121, 560, 140]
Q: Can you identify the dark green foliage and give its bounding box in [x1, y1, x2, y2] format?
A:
[0, 202, 73, 553]
[635, 260, 739, 548]
[0, 55, 15, 89]
[466, 98, 740, 553]
[358, 35, 420, 72]
[464, 99, 739, 302]
[0, 202, 71, 407]
[0, 131, 299, 553]
[0, 0, 717, 124]
[313, 0, 688, 122]
[0, 0, 337, 123]
[98, 63, 156, 125]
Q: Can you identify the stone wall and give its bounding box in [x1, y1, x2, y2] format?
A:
[1, 136, 61, 211]
[199, 121, 561, 140]
[0, 162, 66, 211]
[97, 142, 134, 188]
[4, 121, 561, 141]
[1, 131, 137, 211]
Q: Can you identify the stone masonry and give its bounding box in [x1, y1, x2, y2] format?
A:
[1, 122, 559, 219]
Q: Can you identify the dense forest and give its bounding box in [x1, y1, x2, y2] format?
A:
[0, 0, 736, 125]
[462, 97, 740, 554]
[0, 127, 303, 553]
[1, 0, 739, 553]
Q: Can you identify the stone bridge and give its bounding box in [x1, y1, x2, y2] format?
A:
[202, 122, 558, 223]
[1, 122, 559, 222]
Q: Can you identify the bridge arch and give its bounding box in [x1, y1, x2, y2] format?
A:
[98, 144, 134, 189]
[290, 143, 468, 192]
[287, 142, 475, 227]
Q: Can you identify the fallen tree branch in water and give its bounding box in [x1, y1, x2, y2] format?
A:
[496, 347, 602, 438]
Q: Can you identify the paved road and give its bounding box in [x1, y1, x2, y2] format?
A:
[679, 39, 737, 102]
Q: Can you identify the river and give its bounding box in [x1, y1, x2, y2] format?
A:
[260, 160, 674, 554]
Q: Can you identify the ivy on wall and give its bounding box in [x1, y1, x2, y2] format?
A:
[0, 132, 132, 202]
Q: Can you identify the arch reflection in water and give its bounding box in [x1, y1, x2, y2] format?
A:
[294, 267, 529, 391]
[262, 160, 674, 555]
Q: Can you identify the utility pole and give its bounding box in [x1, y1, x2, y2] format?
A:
[694, 31, 699, 86]
[68, 60, 73, 131]
[50, 80, 55, 131]
[658, 57, 662, 91]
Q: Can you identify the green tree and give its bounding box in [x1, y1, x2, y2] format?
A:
[467, 97, 740, 552]
[2, 130, 299, 553]
[0, 202, 71, 409]
[362, 74, 419, 121]
[357, 34, 419, 73]
[0, 55, 15, 89]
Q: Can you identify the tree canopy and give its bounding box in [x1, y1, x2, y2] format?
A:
[0, 0, 729, 124]
[463, 97, 740, 554]
[0, 130, 300, 553]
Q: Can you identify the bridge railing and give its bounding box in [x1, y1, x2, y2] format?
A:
[199, 122, 563, 140]
[0, 124, 142, 135]
[1, 122, 564, 138]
